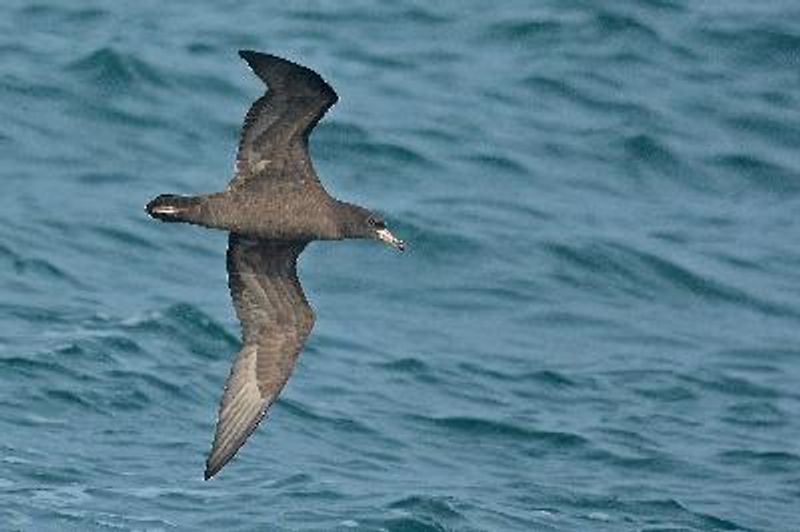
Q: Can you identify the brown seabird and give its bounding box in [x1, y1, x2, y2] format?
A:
[145, 50, 405, 480]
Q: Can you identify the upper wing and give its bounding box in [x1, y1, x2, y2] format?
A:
[205, 234, 315, 480]
[229, 50, 338, 191]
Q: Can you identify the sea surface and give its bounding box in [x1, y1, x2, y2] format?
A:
[1, 0, 799, 530]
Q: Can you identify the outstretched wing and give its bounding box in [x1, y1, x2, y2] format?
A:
[229, 50, 338, 190]
[205, 234, 315, 480]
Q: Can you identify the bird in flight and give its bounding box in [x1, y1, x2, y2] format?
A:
[146, 50, 405, 480]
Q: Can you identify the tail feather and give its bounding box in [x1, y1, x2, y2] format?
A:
[146, 194, 195, 222]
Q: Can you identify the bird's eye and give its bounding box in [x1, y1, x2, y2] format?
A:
[372, 219, 386, 229]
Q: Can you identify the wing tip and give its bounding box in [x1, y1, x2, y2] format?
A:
[204, 462, 218, 481]
[238, 49, 257, 63]
[237, 49, 338, 104]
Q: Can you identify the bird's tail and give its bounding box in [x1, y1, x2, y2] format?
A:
[145, 194, 199, 223]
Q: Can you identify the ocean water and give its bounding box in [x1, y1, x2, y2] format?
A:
[1, 0, 799, 530]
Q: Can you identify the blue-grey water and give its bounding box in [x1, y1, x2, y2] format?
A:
[2, 0, 800, 530]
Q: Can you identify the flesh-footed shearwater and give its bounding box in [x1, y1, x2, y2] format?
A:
[145, 50, 405, 480]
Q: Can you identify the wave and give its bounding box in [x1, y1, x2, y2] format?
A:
[66, 47, 169, 92]
[709, 153, 800, 195]
[698, 23, 800, 67]
[718, 449, 800, 474]
[544, 238, 798, 317]
[408, 413, 589, 449]
[122, 303, 238, 351]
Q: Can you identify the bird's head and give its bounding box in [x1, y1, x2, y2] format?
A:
[338, 203, 405, 251]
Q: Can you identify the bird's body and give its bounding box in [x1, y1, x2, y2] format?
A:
[152, 189, 341, 239]
[145, 50, 404, 480]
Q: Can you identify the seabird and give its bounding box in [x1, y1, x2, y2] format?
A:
[145, 50, 405, 480]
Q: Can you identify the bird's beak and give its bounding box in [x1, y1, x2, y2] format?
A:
[376, 228, 405, 251]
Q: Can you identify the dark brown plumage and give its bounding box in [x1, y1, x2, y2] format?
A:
[145, 50, 404, 480]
